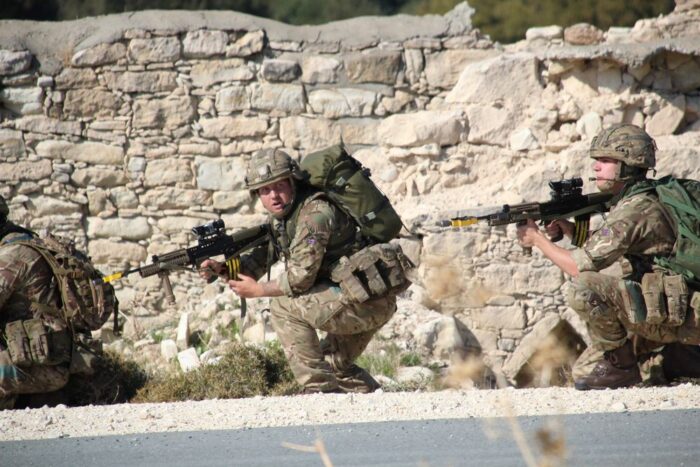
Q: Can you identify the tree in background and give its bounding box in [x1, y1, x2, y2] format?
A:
[2, 0, 677, 44]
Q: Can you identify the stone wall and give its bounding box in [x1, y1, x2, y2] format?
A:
[1, 2, 699, 383]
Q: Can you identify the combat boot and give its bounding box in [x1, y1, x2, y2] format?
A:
[574, 340, 641, 390]
[336, 364, 381, 393]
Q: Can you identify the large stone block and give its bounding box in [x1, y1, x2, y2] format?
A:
[183, 30, 229, 58]
[0, 87, 42, 114]
[104, 71, 177, 93]
[670, 59, 700, 92]
[308, 88, 377, 118]
[72, 167, 128, 187]
[36, 140, 124, 165]
[226, 30, 265, 57]
[0, 160, 51, 181]
[195, 157, 246, 191]
[646, 95, 686, 137]
[132, 95, 197, 129]
[71, 43, 126, 67]
[190, 59, 254, 88]
[344, 50, 402, 84]
[55, 68, 98, 90]
[378, 110, 464, 147]
[0, 129, 25, 158]
[0, 50, 33, 76]
[446, 53, 542, 110]
[140, 187, 210, 209]
[464, 104, 514, 146]
[279, 116, 341, 150]
[261, 59, 300, 82]
[215, 85, 250, 113]
[29, 196, 81, 216]
[199, 116, 268, 138]
[87, 217, 151, 240]
[128, 37, 181, 64]
[470, 304, 527, 330]
[424, 49, 499, 89]
[249, 83, 305, 114]
[88, 239, 147, 264]
[157, 216, 213, 235]
[64, 89, 120, 118]
[301, 56, 341, 84]
[144, 159, 193, 187]
[337, 118, 380, 145]
[15, 116, 81, 136]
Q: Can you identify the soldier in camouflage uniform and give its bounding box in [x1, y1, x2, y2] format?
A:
[517, 124, 700, 390]
[0, 196, 70, 409]
[201, 149, 404, 394]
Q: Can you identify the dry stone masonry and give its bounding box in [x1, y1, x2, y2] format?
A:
[1, 1, 699, 385]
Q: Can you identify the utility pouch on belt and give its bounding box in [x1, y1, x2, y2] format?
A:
[23, 319, 72, 366]
[620, 279, 647, 324]
[641, 272, 667, 324]
[4, 320, 33, 367]
[663, 274, 688, 326]
[331, 243, 413, 303]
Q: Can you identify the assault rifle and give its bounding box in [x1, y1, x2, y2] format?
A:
[442, 178, 614, 254]
[102, 220, 270, 311]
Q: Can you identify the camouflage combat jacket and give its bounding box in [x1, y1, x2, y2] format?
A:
[240, 187, 362, 296]
[571, 186, 676, 281]
[0, 231, 61, 329]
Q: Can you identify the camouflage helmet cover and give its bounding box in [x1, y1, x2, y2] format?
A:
[245, 148, 300, 192]
[589, 123, 656, 169]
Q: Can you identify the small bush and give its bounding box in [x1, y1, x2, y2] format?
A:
[133, 341, 298, 402]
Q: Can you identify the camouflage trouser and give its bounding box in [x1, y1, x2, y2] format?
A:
[568, 271, 700, 353]
[0, 349, 69, 410]
[270, 280, 397, 393]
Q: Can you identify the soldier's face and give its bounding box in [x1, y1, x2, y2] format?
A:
[592, 157, 624, 193]
[258, 178, 294, 216]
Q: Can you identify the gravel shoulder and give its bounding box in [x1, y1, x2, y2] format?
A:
[2, 385, 699, 441]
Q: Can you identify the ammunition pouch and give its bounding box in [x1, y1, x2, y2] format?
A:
[621, 273, 690, 327]
[3, 319, 72, 367]
[331, 243, 414, 303]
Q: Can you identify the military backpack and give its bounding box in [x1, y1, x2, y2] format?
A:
[627, 176, 700, 287]
[299, 144, 404, 243]
[2, 233, 118, 333]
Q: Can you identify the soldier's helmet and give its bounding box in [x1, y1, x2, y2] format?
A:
[244, 148, 301, 193]
[589, 123, 656, 169]
[0, 194, 8, 222]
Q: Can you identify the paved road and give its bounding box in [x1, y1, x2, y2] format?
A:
[2, 409, 698, 466]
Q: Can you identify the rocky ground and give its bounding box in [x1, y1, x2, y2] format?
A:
[1, 384, 699, 441]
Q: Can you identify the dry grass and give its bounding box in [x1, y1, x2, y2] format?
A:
[133, 341, 298, 403]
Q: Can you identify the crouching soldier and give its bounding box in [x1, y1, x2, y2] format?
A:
[0, 195, 116, 408]
[202, 148, 413, 394]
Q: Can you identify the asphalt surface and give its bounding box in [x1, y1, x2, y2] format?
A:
[2, 409, 698, 466]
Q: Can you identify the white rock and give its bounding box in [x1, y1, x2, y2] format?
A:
[177, 348, 200, 372]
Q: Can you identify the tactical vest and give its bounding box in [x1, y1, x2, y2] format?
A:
[273, 187, 363, 280]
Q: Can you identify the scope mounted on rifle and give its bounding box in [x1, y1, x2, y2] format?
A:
[549, 178, 583, 201]
[192, 219, 226, 239]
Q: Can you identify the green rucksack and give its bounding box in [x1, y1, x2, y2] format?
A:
[300, 145, 404, 243]
[628, 176, 700, 287]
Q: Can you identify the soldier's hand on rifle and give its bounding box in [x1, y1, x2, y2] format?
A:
[545, 220, 575, 241]
[228, 273, 263, 298]
[516, 219, 545, 248]
[199, 259, 224, 281]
